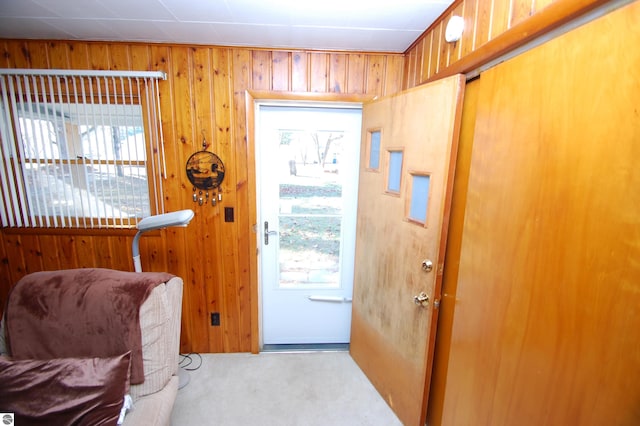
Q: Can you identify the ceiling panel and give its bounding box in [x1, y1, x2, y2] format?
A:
[0, 0, 55, 17]
[41, 18, 118, 40]
[159, 0, 234, 22]
[0, 0, 455, 52]
[153, 21, 221, 45]
[89, 20, 173, 42]
[98, 0, 176, 20]
[0, 17, 73, 39]
[32, 0, 118, 19]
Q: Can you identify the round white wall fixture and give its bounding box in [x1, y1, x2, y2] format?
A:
[445, 15, 464, 43]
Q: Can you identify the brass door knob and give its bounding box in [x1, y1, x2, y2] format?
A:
[421, 259, 433, 272]
[413, 292, 429, 307]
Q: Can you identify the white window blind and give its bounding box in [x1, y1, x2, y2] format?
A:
[0, 68, 166, 229]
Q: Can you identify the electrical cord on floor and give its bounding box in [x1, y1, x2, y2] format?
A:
[179, 353, 203, 371]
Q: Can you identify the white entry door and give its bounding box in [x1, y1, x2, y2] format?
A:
[257, 104, 362, 345]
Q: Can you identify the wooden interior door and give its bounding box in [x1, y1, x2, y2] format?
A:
[350, 74, 465, 426]
[440, 2, 640, 425]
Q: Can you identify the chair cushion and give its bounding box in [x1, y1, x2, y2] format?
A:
[0, 352, 131, 426]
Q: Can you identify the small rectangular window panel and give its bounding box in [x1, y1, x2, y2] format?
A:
[409, 174, 431, 224]
[368, 130, 381, 170]
[387, 150, 403, 193]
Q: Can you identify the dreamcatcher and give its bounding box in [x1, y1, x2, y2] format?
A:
[186, 135, 225, 207]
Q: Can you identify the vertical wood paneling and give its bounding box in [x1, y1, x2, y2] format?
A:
[9, 41, 30, 67]
[206, 48, 232, 351]
[234, 98, 253, 354]
[193, 48, 215, 150]
[0, 235, 11, 311]
[3, 235, 27, 281]
[171, 46, 209, 352]
[329, 53, 347, 93]
[365, 55, 385, 96]
[19, 235, 43, 274]
[107, 236, 133, 271]
[1, 41, 15, 67]
[89, 44, 110, 69]
[3, 41, 38, 68]
[404, 0, 605, 88]
[402, 50, 412, 90]
[511, 0, 535, 26]
[75, 236, 95, 267]
[0, 40, 404, 352]
[491, 0, 512, 38]
[463, 0, 480, 56]
[93, 237, 112, 268]
[58, 235, 80, 267]
[437, 22, 449, 73]
[192, 46, 218, 354]
[347, 54, 366, 94]
[475, 0, 493, 49]
[414, 39, 426, 84]
[421, 35, 433, 82]
[536, 0, 556, 13]
[40, 235, 63, 270]
[67, 43, 89, 69]
[229, 48, 252, 352]
[291, 51, 308, 92]
[310, 53, 328, 92]
[30, 41, 50, 67]
[108, 43, 131, 71]
[129, 45, 151, 72]
[450, 3, 465, 62]
[145, 236, 167, 269]
[407, 36, 419, 84]
[384, 56, 404, 95]
[147, 46, 178, 291]
[251, 50, 271, 91]
[271, 51, 290, 91]
[2, 41, 19, 67]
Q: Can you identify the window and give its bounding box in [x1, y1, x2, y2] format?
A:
[386, 149, 403, 194]
[407, 173, 431, 225]
[0, 69, 166, 229]
[367, 129, 381, 170]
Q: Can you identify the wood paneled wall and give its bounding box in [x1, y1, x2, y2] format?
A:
[403, 0, 608, 87]
[0, 40, 404, 353]
[0, 0, 614, 355]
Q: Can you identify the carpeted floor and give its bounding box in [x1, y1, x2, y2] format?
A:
[170, 351, 402, 426]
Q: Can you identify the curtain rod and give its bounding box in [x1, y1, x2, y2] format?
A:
[0, 68, 167, 80]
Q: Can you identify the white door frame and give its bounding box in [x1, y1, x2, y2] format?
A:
[254, 99, 363, 349]
[246, 92, 375, 353]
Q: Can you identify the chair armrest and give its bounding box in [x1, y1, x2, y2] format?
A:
[130, 277, 183, 401]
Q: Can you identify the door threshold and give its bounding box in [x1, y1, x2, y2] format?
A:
[261, 343, 349, 353]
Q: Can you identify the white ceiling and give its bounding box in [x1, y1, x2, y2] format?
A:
[0, 0, 454, 53]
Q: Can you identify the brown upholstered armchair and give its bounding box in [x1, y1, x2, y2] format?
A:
[0, 268, 183, 426]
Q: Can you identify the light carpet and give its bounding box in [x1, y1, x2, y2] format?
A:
[170, 351, 402, 426]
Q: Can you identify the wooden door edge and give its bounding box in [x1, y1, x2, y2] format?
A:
[419, 74, 467, 424]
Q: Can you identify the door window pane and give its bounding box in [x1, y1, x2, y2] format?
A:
[387, 150, 403, 193]
[278, 130, 344, 289]
[368, 130, 381, 170]
[409, 174, 431, 224]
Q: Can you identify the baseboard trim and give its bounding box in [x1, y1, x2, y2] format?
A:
[261, 343, 349, 353]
